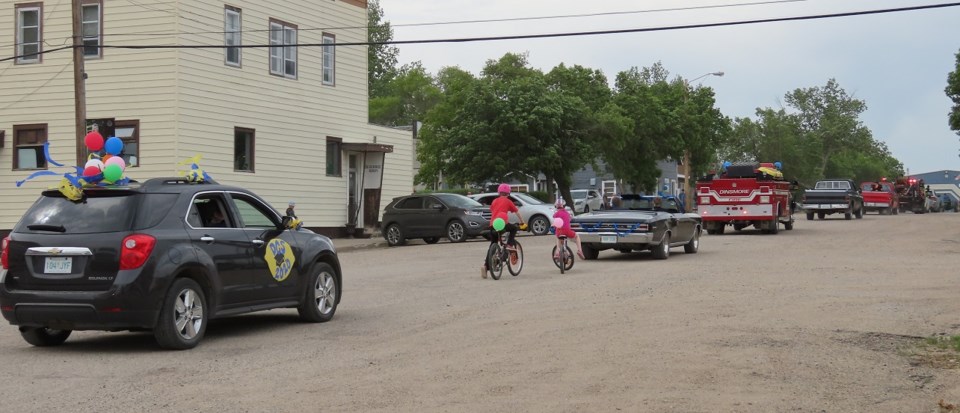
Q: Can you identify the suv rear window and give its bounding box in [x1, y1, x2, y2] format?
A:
[15, 192, 175, 234]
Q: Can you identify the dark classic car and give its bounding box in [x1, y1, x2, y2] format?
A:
[570, 195, 702, 260]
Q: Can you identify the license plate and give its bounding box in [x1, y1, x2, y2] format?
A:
[44, 257, 72, 274]
[601, 235, 617, 244]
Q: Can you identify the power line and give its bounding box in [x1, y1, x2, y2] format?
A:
[102, 0, 807, 38]
[2, 2, 959, 61]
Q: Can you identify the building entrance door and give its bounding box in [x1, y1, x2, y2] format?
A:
[347, 153, 362, 230]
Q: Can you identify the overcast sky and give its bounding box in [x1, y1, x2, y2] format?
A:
[379, 0, 960, 175]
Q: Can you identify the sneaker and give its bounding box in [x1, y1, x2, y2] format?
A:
[480, 265, 488, 279]
[577, 250, 586, 260]
[510, 251, 518, 266]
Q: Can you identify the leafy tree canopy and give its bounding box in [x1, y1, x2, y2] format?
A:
[947, 49, 960, 136]
[718, 79, 903, 187]
[367, 0, 399, 99]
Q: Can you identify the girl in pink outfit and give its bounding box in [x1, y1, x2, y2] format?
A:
[553, 198, 586, 260]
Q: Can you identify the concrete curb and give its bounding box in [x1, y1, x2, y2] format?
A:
[335, 240, 388, 253]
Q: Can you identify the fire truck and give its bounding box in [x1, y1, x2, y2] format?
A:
[695, 162, 795, 234]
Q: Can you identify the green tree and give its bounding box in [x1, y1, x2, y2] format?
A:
[369, 62, 441, 126]
[947, 49, 960, 137]
[717, 79, 904, 187]
[785, 78, 868, 178]
[415, 54, 605, 206]
[367, 0, 399, 99]
[599, 63, 728, 192]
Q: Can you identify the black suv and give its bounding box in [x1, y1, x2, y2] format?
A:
[0, 178, 341, 349]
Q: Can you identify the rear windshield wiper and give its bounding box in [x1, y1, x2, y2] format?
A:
[27, 224, 66, 232]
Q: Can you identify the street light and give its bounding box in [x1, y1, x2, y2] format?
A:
[681, 71, 724, 213]
[689, 71, 725, 84]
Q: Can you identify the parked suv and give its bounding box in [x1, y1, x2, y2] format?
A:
[0, 178, 342, 349]
[381, 193, 490, 246]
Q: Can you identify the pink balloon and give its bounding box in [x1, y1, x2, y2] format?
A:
[104, 156, 126, 170]
[553, 217, 564, 228]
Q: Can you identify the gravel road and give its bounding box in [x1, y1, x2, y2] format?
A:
[2, 212, 960, 412]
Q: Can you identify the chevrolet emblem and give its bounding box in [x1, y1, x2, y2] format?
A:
[47, 248, 63, 255]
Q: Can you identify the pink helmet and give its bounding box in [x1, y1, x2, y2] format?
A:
[554, 198, 565, 208]
[497, 183, 511, 194]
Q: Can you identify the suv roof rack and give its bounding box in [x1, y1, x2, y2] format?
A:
[141, 177, 219, 189]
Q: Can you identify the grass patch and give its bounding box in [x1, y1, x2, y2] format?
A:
[908, 335, 960, 369]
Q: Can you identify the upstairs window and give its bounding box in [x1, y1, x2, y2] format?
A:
[13, 124, 48, 170]
[269, 19, 297, 78]
[224, 5, 241, 67]
[15, 3, 42, 64]
[322, 33, 335, 85]
[81, 1, 102, 58]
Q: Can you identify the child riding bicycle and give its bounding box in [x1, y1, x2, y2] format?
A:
[553, 198, 586, 260]
[481, 183, 526, 279]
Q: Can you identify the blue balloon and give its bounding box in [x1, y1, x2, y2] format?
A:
[104, 137, 124, 156]
[774, 161, 782, 170]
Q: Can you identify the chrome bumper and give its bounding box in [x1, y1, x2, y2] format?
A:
[578, 231, 654, 245]
[802, 204, 847, 210]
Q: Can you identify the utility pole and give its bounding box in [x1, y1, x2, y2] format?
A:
[72, 0, 87, 165]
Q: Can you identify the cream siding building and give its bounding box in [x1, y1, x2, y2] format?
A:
[0, 0, 413, 237]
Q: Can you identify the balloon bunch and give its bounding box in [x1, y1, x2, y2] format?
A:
[81, 131, 128, 184]
[15, 134, 131, 201]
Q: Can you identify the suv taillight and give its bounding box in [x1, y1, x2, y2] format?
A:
[1, 236, 9, 270]
[120, 234, 156, 270]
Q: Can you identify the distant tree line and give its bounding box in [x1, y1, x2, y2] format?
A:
[368, 3, 908, 199]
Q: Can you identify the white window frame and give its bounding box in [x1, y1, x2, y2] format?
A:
[322, 33, 335, 86]
[224, 6, 241, 67]
[15, 5, 42, 64]
[269, 20, 297, 79]
[81, 2, 101, 59]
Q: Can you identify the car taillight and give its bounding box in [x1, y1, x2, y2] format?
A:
[1, 236, 9, 270]
[120, 234, 156, 270]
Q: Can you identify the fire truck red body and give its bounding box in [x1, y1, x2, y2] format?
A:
[695, 162, 795, 234]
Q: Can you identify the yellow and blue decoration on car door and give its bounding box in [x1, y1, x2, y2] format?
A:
[265, 238, 296, 282]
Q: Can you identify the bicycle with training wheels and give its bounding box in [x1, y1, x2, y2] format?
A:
[552, 235, 574, 274]
[486, 229, 524, 280]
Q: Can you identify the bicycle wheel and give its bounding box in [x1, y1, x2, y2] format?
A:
[487, 243, 504, 280]
[507, 241, 524, 276]
[552, 244, 575, 273]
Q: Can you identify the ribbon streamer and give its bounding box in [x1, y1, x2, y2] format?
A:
[43, 142, 65, 167]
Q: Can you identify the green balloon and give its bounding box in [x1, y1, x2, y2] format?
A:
[492, 217, 506, 231]
[103, 164, 123, 182]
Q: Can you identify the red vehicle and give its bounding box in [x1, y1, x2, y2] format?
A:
[860, 180, 900, 215]
[696, 162, 795, 234]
